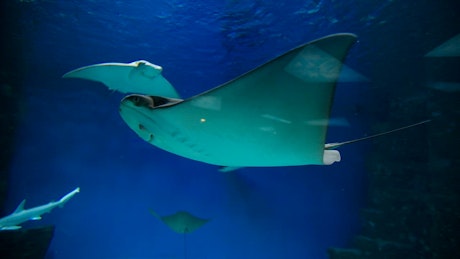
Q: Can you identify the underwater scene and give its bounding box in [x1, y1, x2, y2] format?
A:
[0, 0, 459, 258]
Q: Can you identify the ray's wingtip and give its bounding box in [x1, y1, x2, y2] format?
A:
[327, 32, 358, 39]
[338, 32, 358, 37]
[315, 32, 358, 41]
[62, 65, 89, 79]
[62, 70, 75, 78]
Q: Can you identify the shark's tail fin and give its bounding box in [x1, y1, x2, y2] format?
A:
[58, 187, 80, 207]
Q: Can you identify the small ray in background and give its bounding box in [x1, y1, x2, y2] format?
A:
[425, 33, 460, 57]
[338, 64, 369, 82]
[149, 209, 210, 259]
[149, 209, 209, 234]
[426, 81, 460, 93]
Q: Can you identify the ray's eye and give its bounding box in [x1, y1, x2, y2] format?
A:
[132, 96, 140, 104]
[138, 124, 146, 130]
[130, 95, 154, 108]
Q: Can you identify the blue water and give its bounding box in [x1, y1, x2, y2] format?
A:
[4, 0, 457, 258]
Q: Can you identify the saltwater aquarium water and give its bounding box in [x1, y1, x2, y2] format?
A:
[1, 0, 458, 258]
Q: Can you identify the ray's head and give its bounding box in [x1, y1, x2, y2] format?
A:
[119, 94, 183, 145]
[119, 95, 159, 143]
[132, 60, 163, 79]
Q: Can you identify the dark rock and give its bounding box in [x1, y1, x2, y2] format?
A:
[0, 226, 55, 259]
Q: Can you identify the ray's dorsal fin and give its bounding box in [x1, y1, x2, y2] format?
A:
[325, 120, 431, 150]
[13, 200, 26, 214]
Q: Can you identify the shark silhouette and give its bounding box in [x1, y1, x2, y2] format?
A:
[0, 187, 80, 230]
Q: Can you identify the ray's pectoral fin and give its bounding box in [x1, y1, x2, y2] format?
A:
[2, 226, 21, 230]
[63, 60, 180, 98]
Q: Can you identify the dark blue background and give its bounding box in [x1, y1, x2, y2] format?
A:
[4, 0, 457, 258]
